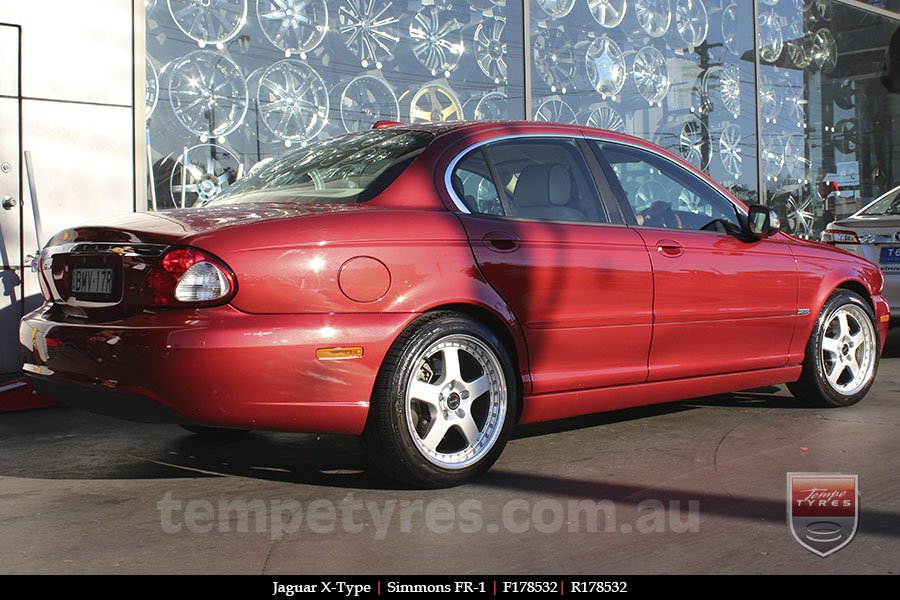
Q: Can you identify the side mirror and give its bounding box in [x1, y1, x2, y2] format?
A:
[747, 204, 781, 238]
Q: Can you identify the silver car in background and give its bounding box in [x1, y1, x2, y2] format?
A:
[822, 184, 900, 320]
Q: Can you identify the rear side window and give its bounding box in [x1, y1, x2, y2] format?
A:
[452, 150, 504, 216]
[451, 138, 610, 223]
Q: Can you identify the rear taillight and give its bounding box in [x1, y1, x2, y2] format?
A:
[143, 247, 236, 307]
[820, 229, 860, 244]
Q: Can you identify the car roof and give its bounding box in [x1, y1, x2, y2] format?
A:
[390, 120, 645, 145]
[385, 120, 750, 213]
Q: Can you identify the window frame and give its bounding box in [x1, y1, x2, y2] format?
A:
[444, 133, 625, 226]
[587, 138, 748, 236]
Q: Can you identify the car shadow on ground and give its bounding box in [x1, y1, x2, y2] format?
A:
[2, 331, 898, 490]
[0, 387, 794, 490]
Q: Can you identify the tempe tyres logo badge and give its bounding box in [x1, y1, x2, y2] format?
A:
[787, 473, 859, 557]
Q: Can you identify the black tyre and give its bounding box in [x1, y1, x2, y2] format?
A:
[787, 290, 879, 407]
[179, 425, 250, 437]
[361, 312, 518, 488]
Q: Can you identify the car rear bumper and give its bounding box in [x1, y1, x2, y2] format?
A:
[19, 305, 415, 435]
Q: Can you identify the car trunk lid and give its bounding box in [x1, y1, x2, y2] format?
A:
[38, 203, 358, 320]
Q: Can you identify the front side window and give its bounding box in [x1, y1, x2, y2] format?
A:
[595, 142, 741, 234]
[452, 137, 609, 223]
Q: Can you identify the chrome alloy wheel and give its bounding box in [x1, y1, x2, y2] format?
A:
[819, 305, 877, 396]
[404, 334, 507, 470]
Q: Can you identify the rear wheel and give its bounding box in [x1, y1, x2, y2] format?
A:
[361, 312, 517, 488]
[787, 290, 879, 407]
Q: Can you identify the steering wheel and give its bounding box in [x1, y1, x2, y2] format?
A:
[638, 200, 683, 229]
[634, 179, 669, 212]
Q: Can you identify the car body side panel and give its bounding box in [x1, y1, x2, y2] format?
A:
[636, 230, 799, 380]
[185, 208, 533, 393]
[458, 215, 653, 393]
[786, 238, 890, 359]
[186, 209, 482, 315]
[519, 365, 803, 424]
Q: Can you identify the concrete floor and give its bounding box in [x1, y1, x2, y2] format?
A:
[2, 332, 900, 574]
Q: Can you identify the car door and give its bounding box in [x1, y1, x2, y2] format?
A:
[591, 140, 799, 382]
[449, 135, 653, 394]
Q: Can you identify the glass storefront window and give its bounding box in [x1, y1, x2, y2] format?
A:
[759, 0, 900, 238]
[528, 0, 760, 204]
[144, 0, 525, 209]
[141, 0, 900, 235]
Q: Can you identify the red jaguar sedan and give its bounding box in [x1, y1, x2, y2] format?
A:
[20, 121, 889, 487]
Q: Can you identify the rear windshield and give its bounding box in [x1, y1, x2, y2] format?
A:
[204, 129, 433, 206]
[860, 186, 900, 216]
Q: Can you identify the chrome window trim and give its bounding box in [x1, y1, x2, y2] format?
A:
[444, 132, 585, 215]
[443, 132, 748, 221]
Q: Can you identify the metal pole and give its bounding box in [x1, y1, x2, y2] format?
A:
[181, 146, 188, 208]
[133, 0, 148, 212]
[752, 0, 766, 206]
[23, 151, 43, 250]
[522, 0, 532, 120]
[147, 129, 157, 211]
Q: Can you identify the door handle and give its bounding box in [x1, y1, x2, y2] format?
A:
[482, 231, 520, 253]
[656, 239, 684, 257]
[1, 196, 16, 210]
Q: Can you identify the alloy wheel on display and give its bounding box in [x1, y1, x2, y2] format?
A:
[587, 0, 627, 28]
[535, 98, 577, 124]
[256, 0, 328, 57]
[167, 0, 247, 47]
[409, 83, 463, 123]
[168, 50, 248, 138]
[679, 119, 711, 171]
[675, 0, 708, 48]
[721, 3, 740, 55]
[340, 75, 400, 133]
[337, 0, 400, 69]
[536, 0, 577, 20]
[170, 143, 242, 207]
[635, 0, 672, 38]
[409, 7, 464, 77]
[257, 59, 329, 144]
[758, 10, 784, 63]
[586, 106, 625, 132]
[533, 27, 576, 94]
[474, 92, 509, 121]
[474, 16, 509, 85]
[633, 46, 669, 105]
[586, 36, 626, 97]
[718, 124, 742, 179]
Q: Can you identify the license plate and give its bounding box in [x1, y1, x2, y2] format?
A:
[71, 267, 114, 296]
[880, 247, 900, 263]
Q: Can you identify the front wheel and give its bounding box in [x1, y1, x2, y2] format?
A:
[787, 290, 879, 407]
[361, 312, 517, 488]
